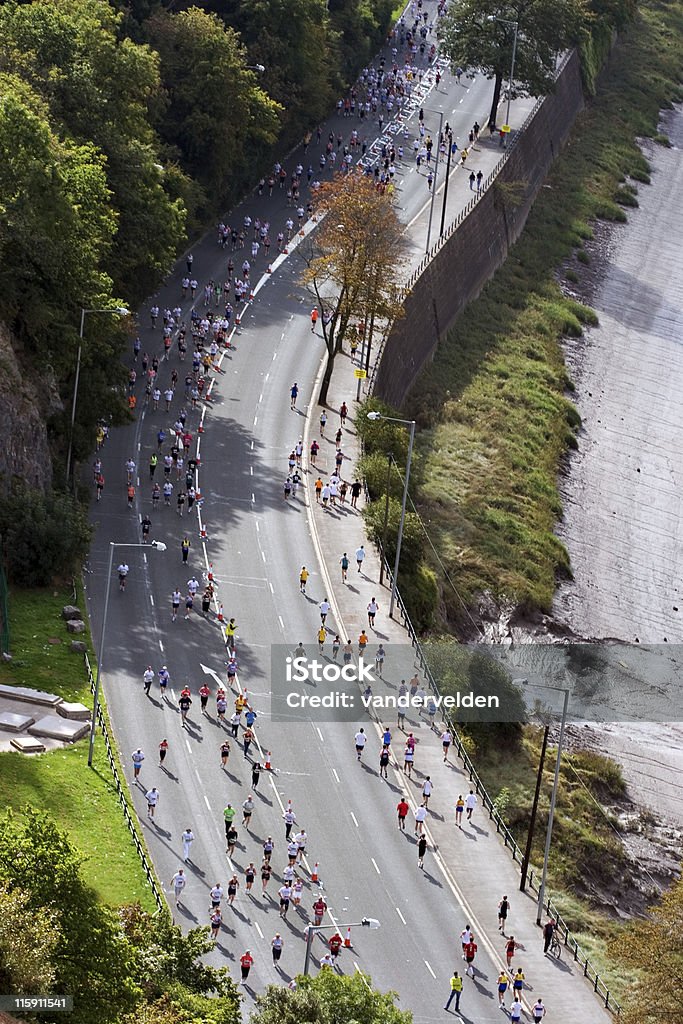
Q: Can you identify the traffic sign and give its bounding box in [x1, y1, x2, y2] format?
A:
[501, 124, 511, 133]
[354, 369, 367, 379]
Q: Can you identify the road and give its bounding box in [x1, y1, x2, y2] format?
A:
[85, 14, 516, 1020]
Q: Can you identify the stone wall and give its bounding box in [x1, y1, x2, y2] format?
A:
[374, 50, 585, 407]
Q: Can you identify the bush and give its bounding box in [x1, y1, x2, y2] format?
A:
[397, 563, 438, 631]
[0, 488, 92, 586]
[359, 451, 406, 502]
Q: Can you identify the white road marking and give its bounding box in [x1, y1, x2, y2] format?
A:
[185, 738, 192, 753]
[159, 639, 164, 652]
[254, 921, 264, 939]
[252, 493, 256, 504]
[316, 726, 324, 742]
[424, 960, 436, 978]
[149, 594, 154, 606]
[261, 550, 266, 563]
[204, 794, 211, 810]
[143, 553, 147, 565]
[269, 581, 274, 594]
[264, 373, 269, 383]
[255, 521, 260, 532]
[350, 812, 359, 828]
[250, 466, 254, 476]
[251, 440, 255, 450]
[396, 907, 407, 925]
[170, 689, 176, 700]
[278, 615, 285, 629]
[332, 768, 340, 783]
[371, 857, 380, 874]
[259, 393, 263, 403]
[253, 415, 258, 426]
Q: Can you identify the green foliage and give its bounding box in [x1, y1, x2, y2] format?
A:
[0, 883, 60, 994]
[0, 487, 91, 585]
[0, 808, 141, 1024]
[363, 497, 423, 569]
[251, 969, 412, 1024]
[145, 8, 281, 204]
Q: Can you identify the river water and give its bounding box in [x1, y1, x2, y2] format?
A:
[550, 105, 683, 826]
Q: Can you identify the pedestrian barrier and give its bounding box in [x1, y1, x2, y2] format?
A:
[84, 654, 165, 913]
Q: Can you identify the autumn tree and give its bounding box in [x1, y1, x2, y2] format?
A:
[0, 883, 60, 994]
[439, 0, 589, 130]
[300, 172, 407, 406]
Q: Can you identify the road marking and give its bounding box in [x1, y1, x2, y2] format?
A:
[253, 415, 258, 426]
[194, 768, 201, 780]
[272, 351, 277, 361]
[143, 553, 147, 565]
[278, 615, 285, 629]
[316, 726, 324, 742]
[170, 689, 176, 700]
[264, 373, 269, 383]
[332, 768, 340, 783]
[350, 812, 359, 828]
[250, 465, 254, 476]
[254, 921, 264, 939]
[252, 493, 256, 504]
[261, 550, 266, 563]
[424, 960, 436, 978]
[185, 738, 192, 753]
[204, 794, 211, 810]
[149, 594, 154, 606]
[259, 393, 263, 403]
[371, 857, 380, 874]
[269, 581, 274, 594]
[255, 521, 260, 532]
[251, 440, 255, 450]
[159, 639, 164, 652]
[396, 907, 407, 924]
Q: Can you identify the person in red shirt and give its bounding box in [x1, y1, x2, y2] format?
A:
[396, 797, 409, 831]
[463, 938, 478, 976]
[239, 949, 254, 983]
[199, 684, 210, 714]
[313, 896, 327, 926]
[328, 933, 343, 961]
[311, 307, 319, 331]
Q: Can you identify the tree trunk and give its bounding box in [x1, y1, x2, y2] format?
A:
[318, 346, 335, 407]
[488, 73, 503, 130]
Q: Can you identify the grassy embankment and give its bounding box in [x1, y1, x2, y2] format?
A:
[0, 586, 156, 910]
[407, 0, 683, 632]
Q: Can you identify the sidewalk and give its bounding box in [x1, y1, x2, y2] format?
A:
[304, 97, 615, 1024]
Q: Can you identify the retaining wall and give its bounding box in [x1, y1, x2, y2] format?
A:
[374, 50, 585, 406]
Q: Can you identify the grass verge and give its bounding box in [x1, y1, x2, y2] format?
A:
[0, 584, 156, 909]
[406, 0, 683, 630]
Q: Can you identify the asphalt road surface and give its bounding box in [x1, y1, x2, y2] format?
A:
[85, 17, 511, 1021]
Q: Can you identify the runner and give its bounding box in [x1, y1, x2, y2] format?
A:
[463, 936, 477, 977]
[379, 745, 390, 778]
[145, 787, 159, 819]
[199, 684, 210, 714]
[465, 789, 477, 820]
[498, 894, 510, 933]
[354, 727, 366, 761]
[209, 909, 222, 941]
[290, 382, 299, 409]
[242, 794, 255, 828]
[339, 551, 349, 582]
[143, 666, 154, 696]
[497, 971, 509, 1007]
[239, 950, 254, 984]
[278, 882, 293, 918]
[170, 868, 186, 907]
[245, 862, 256, 893]
[441, 727, 452, 761]
[261, 859, 272, 894]
[299, 566, 309, 593]
[227, 874, 239, 906]
[271, 933, 284, 967]
[132, 748, 145, 779]
[455, 795, 465, 827]
[313, 894, 327, 925]
[158, 738, 169, 766]
[220, 740, 231, 767]
[396, 796, 409, 830]
[181, 827, 194, 863]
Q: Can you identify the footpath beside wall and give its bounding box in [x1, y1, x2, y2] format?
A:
[374, 50, 585, 406]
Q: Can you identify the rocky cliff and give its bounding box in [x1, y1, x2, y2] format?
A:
[0, 324, 54, 493]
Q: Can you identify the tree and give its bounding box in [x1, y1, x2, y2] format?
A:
[145, 8, 281, 201]
[0, 808, 140, 1024]
[439, 0, 589, 130]
[300, 173, 406, 406]
[611, 880, 683, 1024]
[250, 970, 412, 1024]
[0, 883, 60, 994]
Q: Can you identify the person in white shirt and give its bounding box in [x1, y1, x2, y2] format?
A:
[171, 869, 186, 906]
[181, 828, 194, 862]
[143, 667, 154, 695]
[355, 545, 365, 572]
[354, 728, 366, 761]
[209, 884, 223, 909]
[422, 777, 433, 807]
[465, 790, 477, 820]
[509, 999, 523, 1023]
[319, 599, 330, 624]
[414, 803, 427, 836]
[145, 787, 159, 818]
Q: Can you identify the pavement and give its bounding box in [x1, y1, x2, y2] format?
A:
[81, 5, 613, 1021]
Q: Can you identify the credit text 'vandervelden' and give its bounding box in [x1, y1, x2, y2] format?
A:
[284, 657, 500, 710]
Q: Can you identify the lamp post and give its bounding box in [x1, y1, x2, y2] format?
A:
[88, 540, 167, 768]
[424, 109, 444, 253]
[519, 680, 570, 921]
[303, 918, 380, 975]
[489, 16, 520, 146]
[367, 413, 416, 618]
[439, 128, 454, 238]
[66, 306, 128, 483]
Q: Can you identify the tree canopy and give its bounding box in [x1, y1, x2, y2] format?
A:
[251, 970, 413, 1024]
[438, 0, 590, 128]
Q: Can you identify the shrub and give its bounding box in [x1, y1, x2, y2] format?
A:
[0, 489, 92, 586]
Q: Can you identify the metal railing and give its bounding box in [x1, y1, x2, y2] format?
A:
[380, 561, 621, 1015]
[84, 654, 165, 913]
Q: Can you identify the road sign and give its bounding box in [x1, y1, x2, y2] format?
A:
[354, 369, 367, 379]
[501, 124, 511, 133]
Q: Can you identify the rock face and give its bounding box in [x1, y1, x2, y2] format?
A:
[0, 324, 54, 494]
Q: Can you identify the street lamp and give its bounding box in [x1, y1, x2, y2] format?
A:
[66, 306, 129, 483]
[88, 540, 167, 767]
[366, 412, 416, 618]
[303, 918, 380, 975]
[518, 680, 570, 922]
[488, 15, 519, 146]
